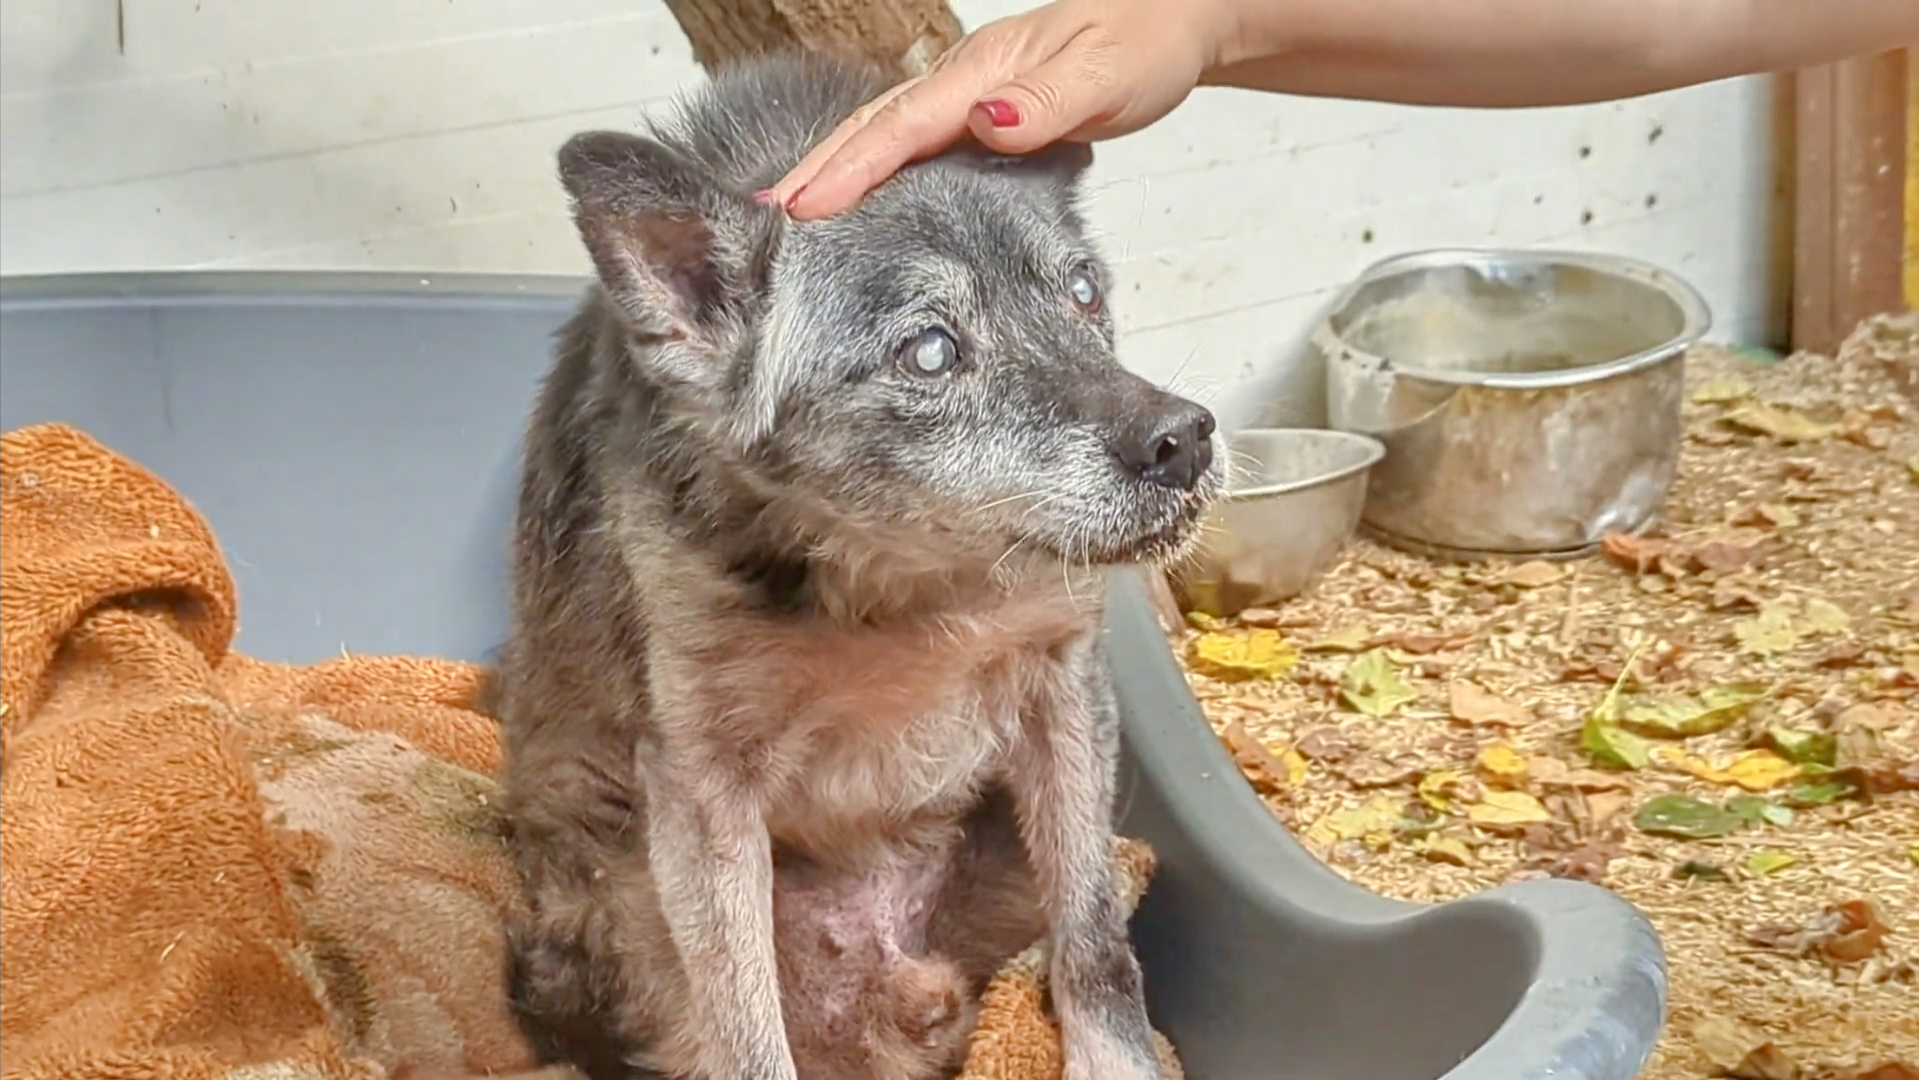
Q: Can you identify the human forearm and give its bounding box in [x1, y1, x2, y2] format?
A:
[1200, 0, 1919, 108]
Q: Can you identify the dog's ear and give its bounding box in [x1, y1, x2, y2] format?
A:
[557, 131, 768, 339]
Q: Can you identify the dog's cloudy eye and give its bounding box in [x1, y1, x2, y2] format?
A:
[902, 327, 960, 376]
[1068, 268, 1101, 311]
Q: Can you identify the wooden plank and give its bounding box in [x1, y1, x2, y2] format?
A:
[1791, 48, 1909, 355]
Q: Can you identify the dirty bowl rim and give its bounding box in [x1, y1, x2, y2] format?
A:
[1318, 246, 1714, 391]
[1221, 427, 1386, 501]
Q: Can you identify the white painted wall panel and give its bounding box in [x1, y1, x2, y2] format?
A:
[1, 0, 1787, 429]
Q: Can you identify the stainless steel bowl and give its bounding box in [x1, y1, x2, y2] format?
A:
[1174, 427, 1386, 616]
[1319, 248, 1711, 560]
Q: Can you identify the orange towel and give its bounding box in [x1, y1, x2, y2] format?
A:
[0, 420, 1180, 1080]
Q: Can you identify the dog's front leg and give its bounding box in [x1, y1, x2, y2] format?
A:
[1010, 630, 1165, 1080]
[642, 737, 794, 1080]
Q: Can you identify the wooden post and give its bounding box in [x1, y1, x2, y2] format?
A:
[1905, 52, 1919, 313]
[1790, 48, 1910, 355]
[659, 0, 963, 81]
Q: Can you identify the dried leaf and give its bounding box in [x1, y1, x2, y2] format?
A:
[1656, 746, 1800, 791]
[1801, 597, 1850, 635]
[1724, 401, 1842, 442]
[1734, 602, 1800, 656]
[1584, 790, 1632, 830]
[1744, 850, 1797, 875]
[1861, 1063, 1919, 1080]
[1416, 770, 1467, 814]
[1499, 560, 1566, 588]
[1378, 629, 1473, 654]
[1908, 455, 1919, 483]
[1220, 721, 1306, 793]
[1339, 649, 1418, 716]
[1764, 725, 1837, 767]
[1447, 681, 1529, 727]
[1475, 742, 1530, 786]
[1184, 611, 1227, 633]
[1824, 899, 1889, 962]
[1187, 629, 1300, 681]
[1303, 622, 1372, 653]
[1414, 832, 1478, 866]
[1745, 898, 1889, 962]
[1618, 683, 1767, 738]
[1464, 789, 1553, 831]
[1692, 1017, 1793, 1080]
[1305, 794, 1404, 848]
[1633, 793, 1745, 838]
[1691, 376, 1754, 404]
[1293, 726, 1355, 763]
[1601, 531, 1674, 574]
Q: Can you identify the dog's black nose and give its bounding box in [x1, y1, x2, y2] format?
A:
[1114, 401, 1216, 490]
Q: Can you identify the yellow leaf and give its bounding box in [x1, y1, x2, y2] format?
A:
[1340, 649, 1418, 716]
[1187, 629, 1300, 681]
[1464, 789, 1552, 830]
[1184, 611, 1227, 633]
[1417, 769, 1469, 814]
[1733, 602, 1799, 656]
[1475, 742, 1530, 786]
[1724, 402, 1841, 443]
[1744, 850, 1797, 875]
[1416, 832, 1479, 866]
[1907, 456, 1919, 483]
[1655, 746, 1800, 791]
[1279, 747, 1309, 787]
[1690, 376, 1753, 405]
[1499, 560, 1566, 588]
[1305, 794, 1404, 848]
[1304, 623, 1373, 653]
[1720, 750, 1800, 791]
[1802, 598, 1850, 635]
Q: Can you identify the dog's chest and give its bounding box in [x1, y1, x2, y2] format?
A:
[690, 590, 1091, 849]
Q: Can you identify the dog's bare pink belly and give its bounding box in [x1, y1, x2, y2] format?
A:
[772, 846, 971, 1080]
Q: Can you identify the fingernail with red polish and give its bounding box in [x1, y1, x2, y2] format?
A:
[975, 98, 1021, 128]
[784, 185, 808, 213]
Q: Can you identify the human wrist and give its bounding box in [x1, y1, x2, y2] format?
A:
[1195, 0, 1302, 83]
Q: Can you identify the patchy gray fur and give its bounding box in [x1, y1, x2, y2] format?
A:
[495, 48, 1224, 1080]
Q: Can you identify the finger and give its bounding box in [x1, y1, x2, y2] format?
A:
[764, 79, 919, 207]
[781, 64, 998, 220]
[781, 11, 1094, 221]
[962, 29, 1119, 155]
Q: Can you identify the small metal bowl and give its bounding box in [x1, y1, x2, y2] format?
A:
[1319, 248, 1712, 560]
[1173, 427, 1385, 617]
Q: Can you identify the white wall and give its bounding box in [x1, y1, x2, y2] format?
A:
[1, 0, 1789, 429]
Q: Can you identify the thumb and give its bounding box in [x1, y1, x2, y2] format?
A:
[966, 46, 1113, 155]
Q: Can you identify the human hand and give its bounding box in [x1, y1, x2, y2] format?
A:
[766, 0, 1242, 220]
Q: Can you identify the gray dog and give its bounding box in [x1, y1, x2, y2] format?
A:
[493, 49, 1225, 1080]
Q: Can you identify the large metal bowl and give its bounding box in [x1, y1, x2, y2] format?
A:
[1174, 427, 1385, 617]
[1319, 248, 1711, 560]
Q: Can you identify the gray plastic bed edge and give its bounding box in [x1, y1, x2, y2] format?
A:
[0, 270, 1667, 1080]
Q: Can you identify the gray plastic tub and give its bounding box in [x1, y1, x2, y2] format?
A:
[0, 271, 1666, 1080]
